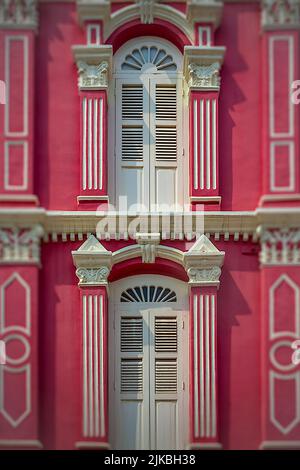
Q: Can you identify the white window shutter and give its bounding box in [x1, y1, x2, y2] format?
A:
[154, 316, 178, 394]
[121, 84, 144, 161]
[155, 85, 177, 162]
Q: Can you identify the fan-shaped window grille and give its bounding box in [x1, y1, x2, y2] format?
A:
[120, 286, 177, 303]
[121, 46, 177, 72]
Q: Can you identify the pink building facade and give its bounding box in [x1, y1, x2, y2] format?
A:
[0, 0, 300, 450]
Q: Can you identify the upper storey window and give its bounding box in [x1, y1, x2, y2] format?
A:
[111, 38, 186, 211]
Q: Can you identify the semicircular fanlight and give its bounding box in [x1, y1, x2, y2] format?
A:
[121, 46, 177, 71]
[120, 285, 177, 302]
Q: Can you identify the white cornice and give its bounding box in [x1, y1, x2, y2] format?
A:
[186, 0, 223, 28]
[0, 209, 300, 242]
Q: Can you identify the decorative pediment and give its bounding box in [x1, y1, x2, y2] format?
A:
[183, 234, 225, 287]
[72, 234, 112, 285]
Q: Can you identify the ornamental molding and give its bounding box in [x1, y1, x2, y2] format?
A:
[258, 227, 300, 265]
[72, 45, 112, 90]
[184, 234, 225, 287]
[77, 2, 194, 43]
[188, 62, 220, 89]
[72, 234, 112, 285]
[0, 225, 44, 265]
[75, 267, 110, 286]
[0, 0, 38, 30]
[261, 0, 300, 30]
[186, 0, 224, 28]
[136, 232, 160, 263]
[183, 46, 226, 90]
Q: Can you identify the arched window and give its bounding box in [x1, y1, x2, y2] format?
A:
[110, 37, 187, 211]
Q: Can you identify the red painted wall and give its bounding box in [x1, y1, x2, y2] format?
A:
[35, 2, 262, 211]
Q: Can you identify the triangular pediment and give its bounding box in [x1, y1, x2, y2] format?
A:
[77, 234, 108, 253]
[188, 234, 221, 254]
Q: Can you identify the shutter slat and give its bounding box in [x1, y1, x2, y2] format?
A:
[155, 317, 177, 352]
[155, 359, 177, 393]
[122, 127, 143, 161]
[121, 359, 143, 393]
[122, 85, 143, 120]
[155, 85, 177, 162]
[121, 317, 143, 352]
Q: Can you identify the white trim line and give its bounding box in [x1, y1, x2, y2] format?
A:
[0, 440, 43, 448]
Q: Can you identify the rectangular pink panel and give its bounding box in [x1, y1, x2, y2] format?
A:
[4, 142, 28, 190]
[271, 143, 294, 191]
[269, 36, 293, 137]
[5, 36, 28, 136]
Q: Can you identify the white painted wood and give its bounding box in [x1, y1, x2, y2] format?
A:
[109, 275, 188, 450]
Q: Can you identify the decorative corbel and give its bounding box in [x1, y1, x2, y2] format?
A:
[136, 232, 161, 263]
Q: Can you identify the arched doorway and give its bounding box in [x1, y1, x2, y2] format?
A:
[109, 275, 189, 449]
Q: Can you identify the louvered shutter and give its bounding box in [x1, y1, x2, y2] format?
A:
[154, 316, 178, 395]
[120, 317, 144, 394]
[155, 85, 177, 162]
[121, 85, 144, 162]
[149, 78, 181, 209]
[116, 79, 150, 208]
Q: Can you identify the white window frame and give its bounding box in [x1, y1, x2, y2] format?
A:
[108, 37, 189, 211]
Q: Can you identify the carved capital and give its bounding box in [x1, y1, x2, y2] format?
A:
[188, 62, 220, 89]
[0, 0, 38, 30]
[261, 0, 300, 29]
[187, 266, 221, 284]
[76, 266, 110, 286]
[77, 60, 108, 89]
[0, 225, 44, 264]
[258, 226, 300, 265]
[72, 45, 112, 90]
[183, 46, 225, 90]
